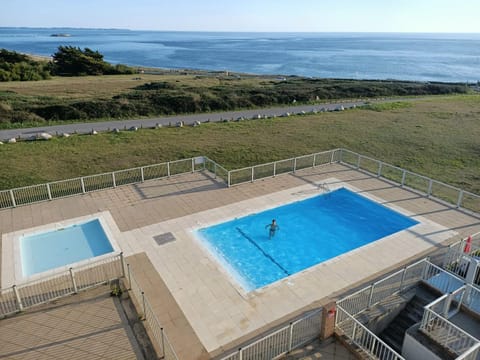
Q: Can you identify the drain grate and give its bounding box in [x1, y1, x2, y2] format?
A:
[153, 232, 176, 245]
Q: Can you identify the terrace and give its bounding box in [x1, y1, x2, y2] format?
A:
[1, 149, 480, 359]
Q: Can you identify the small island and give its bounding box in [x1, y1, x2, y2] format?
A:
[50, 33, 71, 37]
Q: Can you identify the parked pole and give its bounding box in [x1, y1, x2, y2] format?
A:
[12, 285, 23, 312]
[69, 268, 78, 293]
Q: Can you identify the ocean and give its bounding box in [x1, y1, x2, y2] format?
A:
[1, 27, 479, 82]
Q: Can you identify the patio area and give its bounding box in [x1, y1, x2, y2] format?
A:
[2, 163, 480, 359]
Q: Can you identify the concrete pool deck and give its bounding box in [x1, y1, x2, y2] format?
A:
[1, 163, 479, 359]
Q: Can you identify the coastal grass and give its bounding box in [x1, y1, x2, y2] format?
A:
[1, 94, 479, 194]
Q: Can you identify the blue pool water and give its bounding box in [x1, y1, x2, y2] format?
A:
[198, 188, 418, 291]
[20, 219, 114, 277]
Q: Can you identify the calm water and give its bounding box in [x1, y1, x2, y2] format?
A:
[1, 28, 480, 82]
[197, 188, 418, 291]
[21, 219, 114, 276]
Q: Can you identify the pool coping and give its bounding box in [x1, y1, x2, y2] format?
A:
[1, 211, 122, 287]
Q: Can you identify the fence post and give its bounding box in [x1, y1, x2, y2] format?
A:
[456, 190, 464, 208]
[339, 148, 344, 163]
[214, 163, 217, 179]
[313, 153, 317, 167]
[251, 167, 254, 183]
[273, 162, 277, 177]
[228, 172, 231, 187]
[400, 267, 407, 291]
[161, 328, 166, 358]
[12, 285, 23, 311]
[112, 172, 116, 188]
[142, 291, 146, 320]
[9, 189, 16, 207]
[330, 150, 335, 164]
[293, 158, 297, 173]
[238, 348, 243, 360]
[191, 158, 195, 173]
[81, 177, 86, 193]
[46, 183, 52, 200]
[367, 284, 375, 307]
[69, 268, 78, 293]
[401, 170, 407, 187]
[288, 322, 294, 352]
[356, 154, 361, 169]
[427, 179, 433, 197]
[127, 263, 132, 290]
[377, 162, 383, 177]
[120, 252, 126, 279]
[141, 167, 145, 182]
[167, 162, 171, 177]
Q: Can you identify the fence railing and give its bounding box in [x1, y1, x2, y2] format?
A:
[443, 232, 480, 270]
[220, 309, 322, 360]
[336, 305, 404, 360]
[0, 157, 206, 209]
[124, 263, 178, 360]
[227, 149, 340, 187]
[339, 148, 480, 213]
[336, 258, 427, 319]
[419, 307, 480, 358]
[2, 148, 480, 213]
[0, 252, 124, 318]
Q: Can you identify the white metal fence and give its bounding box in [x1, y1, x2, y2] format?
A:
[1, 148, 479, 213]
[0, 157, 206, 209]
[0, 252, 124, 318]
[336, 258, 427, 320]
[336, 305, 404, 360]
[220, 309, 322, 360]
[338, 148, 480, 213]
[124, 263, 178, 360]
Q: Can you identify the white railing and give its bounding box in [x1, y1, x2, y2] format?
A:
[339, 148, 480, 213]
[422, 261, 466, 294]
[125, 263, 178, 360]
[0, 156, 206, 209]
[227, 149, 341, 187]
[336, 258, 427, 318]
[444, 232, 480, 271]
[336, 305, 404, 360]
[220, 309, 323, 360]
[419, 307, 480, 357]
[0, 252, 124, 318]
[2, 148, 479, 213]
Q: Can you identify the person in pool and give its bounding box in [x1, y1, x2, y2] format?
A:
[265, 219, 279, 239]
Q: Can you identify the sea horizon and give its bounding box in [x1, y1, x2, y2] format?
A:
[1, 27, 479, 82]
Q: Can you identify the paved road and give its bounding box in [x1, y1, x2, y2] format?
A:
[0, 101, 366, 141]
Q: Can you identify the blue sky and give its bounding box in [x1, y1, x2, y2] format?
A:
[1, 0, 479, 33]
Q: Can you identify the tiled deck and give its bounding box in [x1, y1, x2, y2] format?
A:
[2, 164, 480, 359]
[0, 286, 144, 359]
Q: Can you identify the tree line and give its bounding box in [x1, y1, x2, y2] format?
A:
[0, 46, 134, 81]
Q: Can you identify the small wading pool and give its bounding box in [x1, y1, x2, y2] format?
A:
[20, 219, 114, 277]
[197, 188, 418, 292]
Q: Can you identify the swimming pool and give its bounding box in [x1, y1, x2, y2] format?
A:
[20, 218, 114, 277]
[198, 188, 418, 291]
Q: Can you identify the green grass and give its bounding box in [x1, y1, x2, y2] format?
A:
[1, 94, 480, 195]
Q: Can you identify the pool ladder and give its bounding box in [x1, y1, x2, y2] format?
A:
[318, 182, 331, 193]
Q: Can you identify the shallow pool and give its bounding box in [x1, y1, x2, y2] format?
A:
[20, 219, 114, 277]
[198, 188, 418, 291]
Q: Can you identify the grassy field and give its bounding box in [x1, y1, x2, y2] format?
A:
[1, 93, 479, 194]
